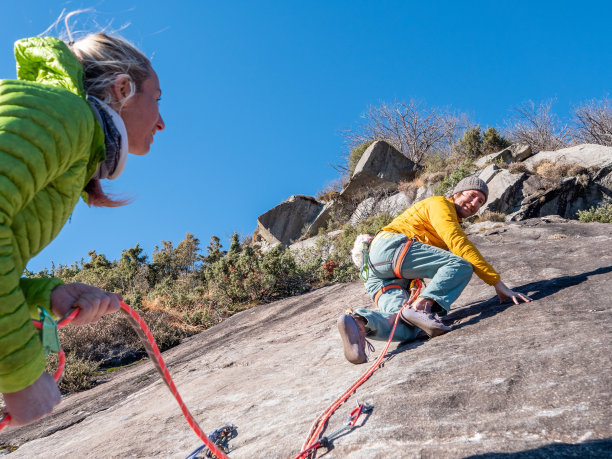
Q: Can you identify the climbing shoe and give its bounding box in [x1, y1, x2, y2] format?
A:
[400, 307, 451, 338]
[337, 314, 367, 364]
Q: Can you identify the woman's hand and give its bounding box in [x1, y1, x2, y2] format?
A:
[493, 280, 532, 304]
[2, 372, 61, 426]
[50, 283, 122, 326]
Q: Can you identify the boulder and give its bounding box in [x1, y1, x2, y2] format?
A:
[474, 144, 533, 169]
[289, 229, 343, 264]
[340, 141, 417, 199]
[509, 176, 612, 221]
[508, 143, 533, 161]
[474, 149, 513, 168]
[303, 196, 358, 237]
[5, 219, 611, 458]
[479, 169, 528, 215]
[349, 192, 413, 226]
[256, 195, 323, 246]
[524, 143, 612, 169]
[478, 163, 501, 184]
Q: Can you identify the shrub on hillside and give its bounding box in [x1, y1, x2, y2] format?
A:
[482, 126, 511, 153]
[577, 202, 612, 223]
[46, 352, 99, 394]
[455, 126, 511, 159]
[433, 159, 474, 195]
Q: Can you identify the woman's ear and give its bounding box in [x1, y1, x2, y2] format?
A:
[110, 74, 134, 108]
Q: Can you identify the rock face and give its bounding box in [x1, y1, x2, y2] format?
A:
[3, 219, 611, 458]
[474, 144, 533, 169]
[341, 141, 417, 200]
[254, 195, 323, 246]
[479, 170, 528, 215]
[524, 143, 612, 169]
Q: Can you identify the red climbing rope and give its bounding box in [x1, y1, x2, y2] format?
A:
[296, 279, 423, 458]
[0, 302, 229, 459]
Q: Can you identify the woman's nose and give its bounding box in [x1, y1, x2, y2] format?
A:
[156, 114, 165, 131]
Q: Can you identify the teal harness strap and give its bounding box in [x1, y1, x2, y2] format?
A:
[39, 307, 61, 356]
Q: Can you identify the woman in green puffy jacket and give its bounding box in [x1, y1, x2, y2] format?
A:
[0, 33, 164, 426]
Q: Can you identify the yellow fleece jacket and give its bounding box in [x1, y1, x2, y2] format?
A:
[381, 196, 501, 285]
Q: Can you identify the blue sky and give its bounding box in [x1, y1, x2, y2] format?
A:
[2, 1, 610, 272]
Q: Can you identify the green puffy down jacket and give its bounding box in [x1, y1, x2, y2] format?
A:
[0, 37, 105, 393]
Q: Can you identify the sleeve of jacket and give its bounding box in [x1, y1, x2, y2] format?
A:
[428, 199, 501, 285]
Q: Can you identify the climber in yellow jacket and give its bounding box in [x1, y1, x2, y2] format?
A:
[338, 176, 532, 364]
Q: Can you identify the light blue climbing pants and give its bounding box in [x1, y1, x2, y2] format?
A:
[353, 231, 473, 342]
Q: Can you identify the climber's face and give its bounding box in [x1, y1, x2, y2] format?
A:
[453, 189, 486, 219]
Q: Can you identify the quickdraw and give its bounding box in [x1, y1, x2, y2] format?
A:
[186, 424, 238, 459]
[295, 403, 373, 458]
[298, 279, 424, 458]
[0, 302, 230, 459]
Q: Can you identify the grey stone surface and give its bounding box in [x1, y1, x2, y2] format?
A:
[349, 192, 413, 226]
[479, 170, 528, 215]
[415, 183, 436, 202]
[524, 143, 612, 169]
[4, 219, 611, 458]
[289, 229, 343, 264]
[474, 149, 513, 168]
[256, 195, 323, 245]
[508, 143, 533, 161]
[478, 164, 501, 184]
[509, 176, 612, 221]
[341, 141, 417, 199]
[475, 145, 532, 169]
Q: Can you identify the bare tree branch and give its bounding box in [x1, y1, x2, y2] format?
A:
[506, 99, 570, 152]
[343, 100, 466, 165]
[572, 96, 612, 146]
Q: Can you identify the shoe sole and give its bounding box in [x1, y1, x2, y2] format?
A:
[337, 315, 367, 364]
[400, 308, 451, 338]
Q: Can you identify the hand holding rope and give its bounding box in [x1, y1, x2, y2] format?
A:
[0, 302, 229, 459]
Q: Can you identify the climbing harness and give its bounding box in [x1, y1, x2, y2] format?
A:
[0, 302, 230, 459]
[297, 279, 424, 457]
[186, 424, 238, 459]
[294, 403, 373, 459]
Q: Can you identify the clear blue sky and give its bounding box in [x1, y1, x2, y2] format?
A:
[3, 1, 610, 272]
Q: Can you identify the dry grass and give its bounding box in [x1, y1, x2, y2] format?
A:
[531, 160, 573, 181]
[508, 162, 529, 174]
[46, 352, 99, 394]
[473, 211, 506, 223]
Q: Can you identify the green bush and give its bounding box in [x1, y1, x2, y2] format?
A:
[456, 126, 483, 159]
[482, 126, 511, 153]
[577, 202, 612, 223]
[433, 159, 474, 195]
[455, 126, 511, 159]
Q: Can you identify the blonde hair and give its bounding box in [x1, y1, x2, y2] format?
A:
[68, 33, 152, 207]
[68, 33, 152, 106]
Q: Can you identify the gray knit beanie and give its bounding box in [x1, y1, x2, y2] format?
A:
[452, 176, 489, 203]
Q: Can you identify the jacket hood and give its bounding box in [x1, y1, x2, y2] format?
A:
[14, 36, 86, 98]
